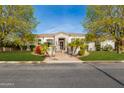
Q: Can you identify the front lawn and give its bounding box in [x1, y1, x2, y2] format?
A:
[0, 51, 45, 61]
[80, 51, 124, 61]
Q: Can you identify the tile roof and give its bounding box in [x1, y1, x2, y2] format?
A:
[35, 32, 85, 38]
[36, 34, 54, 38]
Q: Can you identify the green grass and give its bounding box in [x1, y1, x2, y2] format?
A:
[0, 51, 45, 61]
[80, 51, 124, 61]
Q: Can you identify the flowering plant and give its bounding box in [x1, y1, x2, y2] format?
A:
[35, 45, 42, 54]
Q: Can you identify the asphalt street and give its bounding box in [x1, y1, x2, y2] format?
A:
[0, 63, 123, 88]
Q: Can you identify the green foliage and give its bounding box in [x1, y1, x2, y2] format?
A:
[102, 44, 113, 51]
[0, 5, 38, 49]
[85, 32, 97, 42]
[78, 50, 85, 56]
[2, 32, 23, 47]
[0, 51, 45, 61]
[95, 41, 101, 51]
[68, 38, 85, 47]
[40, 44, 49, 55]
[80, 51, 124, 61]
[84, 5, 124, 53]
[30, 45, 35, 51]
[78, 44, 86, 56]
[68, 38, 86, 55]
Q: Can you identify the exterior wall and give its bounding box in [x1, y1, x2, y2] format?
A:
[55, 33, 69, 51]
[44, 37, 54, 43]
[36, 33, 85, 53]
[101, 40, 115, 49]
[54, 34, 85, 52]
[36, 33, 115, 53]
[37, 38, 44, 44]
[87, 40, 115, 51]
[37, 37, 54, 44]
[36, 32, 117, 55]
[88, 42, 96, 51]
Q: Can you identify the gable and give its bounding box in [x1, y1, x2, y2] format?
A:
[55, 33, 69, 38]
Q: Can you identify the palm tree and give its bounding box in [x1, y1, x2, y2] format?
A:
[68, 38, 86, 55]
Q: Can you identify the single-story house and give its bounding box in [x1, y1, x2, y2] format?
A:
[35, 32, 115, 53]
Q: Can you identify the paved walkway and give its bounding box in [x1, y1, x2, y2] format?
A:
[43, 52, 82, 63]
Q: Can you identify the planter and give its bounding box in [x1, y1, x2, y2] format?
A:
[47, 45, 56, 57]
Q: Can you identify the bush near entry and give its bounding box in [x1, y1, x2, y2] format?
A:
[30, 45, 35, 51]
[78, 45, 85, 56]
[35, 45, 42, 54]
[102, 44, 113, 51]
[34, 43, 49, 55]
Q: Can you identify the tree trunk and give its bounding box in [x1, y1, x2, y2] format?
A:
[26, 45, 31, 51]
[10, 48, 12, 52]
[20, 46, 23, 51]
[70, 46, 73, 55]
[2, 47, 5, 52]
[0, 38, 4, 52]
[116, 40, 122, 54]
[74, 46, 78, 55]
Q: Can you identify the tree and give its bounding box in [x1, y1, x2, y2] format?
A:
[0, 5, 38, 51]
[84, 6, 124, 53]
[68, 38, 86, 55]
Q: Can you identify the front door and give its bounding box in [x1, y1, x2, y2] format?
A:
[59, 38, 65, 50]
[60, 41, 64, 50]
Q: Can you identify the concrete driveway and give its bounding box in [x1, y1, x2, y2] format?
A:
[0, 63, 123, 88]
[43, 52, 82, 63]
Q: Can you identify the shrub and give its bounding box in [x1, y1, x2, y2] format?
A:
[78, 45, 85, 56]
[40, 44, 48, 55]
[95, 41, 101, 51]
[22, 45, 27, 50]
[34, 44, 48, 55]
[35, 45, 42, 54]
[30, 45, 35, 51]
[79, 50, 85, 56]
[102, 44, 113, 51]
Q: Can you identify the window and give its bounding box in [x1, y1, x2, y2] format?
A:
[71, 38, 75, 42]
[38, 39, 41, 43]
[38, 39, 41, 42]
[46, 39, 54, 45]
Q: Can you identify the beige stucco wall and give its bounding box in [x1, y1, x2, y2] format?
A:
[36, 33, 85, 52]
[55, 33, 69, 51]
[101, 40, 115, 49]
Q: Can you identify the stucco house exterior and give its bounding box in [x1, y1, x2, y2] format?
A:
[35, 32, 115, 53]
[88, 40, 115, 51]
[36, 32, 85, 52]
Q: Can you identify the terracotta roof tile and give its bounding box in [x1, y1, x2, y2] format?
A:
[36, 34, 54, 38]
[35, 32, 85, 38]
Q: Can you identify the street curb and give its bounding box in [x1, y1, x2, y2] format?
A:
[82, 60, 124, 63]
[0, 60, 124, 64]
[0, 61, 46, 64]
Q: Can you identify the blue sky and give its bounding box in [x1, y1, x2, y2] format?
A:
[33, 5, 87, 34]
